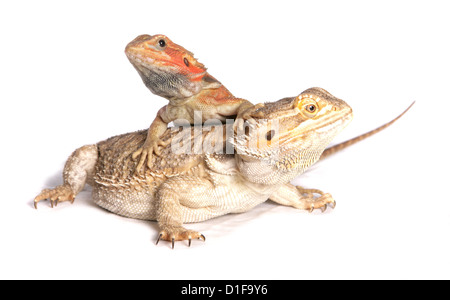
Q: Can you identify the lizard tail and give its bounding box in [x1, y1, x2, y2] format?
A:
[320, 101, 415, 160]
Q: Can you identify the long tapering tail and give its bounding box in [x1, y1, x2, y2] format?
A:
[320, 101, 415, 160]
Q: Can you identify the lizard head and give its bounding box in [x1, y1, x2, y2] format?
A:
[231, 87, 353, 185]
[125, 34, 219, 100]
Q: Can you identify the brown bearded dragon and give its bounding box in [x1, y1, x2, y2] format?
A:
[125, 34, 254, 171]
[33, 87, 413, 248]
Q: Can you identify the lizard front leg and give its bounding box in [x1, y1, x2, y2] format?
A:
[132, 107, 171, 172]
[233, 101, 266, 134]
[155, 176, 212, 248]
[269, 183, 336, 213]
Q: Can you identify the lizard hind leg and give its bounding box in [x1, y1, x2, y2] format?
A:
[34, 144, 98, 209]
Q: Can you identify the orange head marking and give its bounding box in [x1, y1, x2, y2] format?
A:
[125, 34, 206, 80]
[125, 34, 211, 99]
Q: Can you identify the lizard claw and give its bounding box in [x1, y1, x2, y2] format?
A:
[238, 103, 265, 120]
[308, 203, 330, 213]
[309, 203, 332, 213]
[188, 235, 206, 247]
[156, 233, 163, 245]
[328, 200, 336, 209]
[34, 185, 75, 209]
[234, 103, 266, 134]
[296, 187, 336, 213]
[156, 227, 205, 249]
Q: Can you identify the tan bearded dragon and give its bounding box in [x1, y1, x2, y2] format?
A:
[34, 87, 413, 248]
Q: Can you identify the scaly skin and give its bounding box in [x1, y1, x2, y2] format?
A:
[125, 34, 253, 171]
[35, 88, 353, 248]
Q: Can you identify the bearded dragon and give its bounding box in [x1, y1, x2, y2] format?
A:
[125, 34, 253, 171]
[33, 87, 413, 248]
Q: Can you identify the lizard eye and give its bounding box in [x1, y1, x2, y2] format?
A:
[305, 104, 317, 113]
[157, 39, 166, 49]
[184, 57, 189, 67]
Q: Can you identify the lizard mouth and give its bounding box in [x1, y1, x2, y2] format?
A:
[126, 52, 158, 70]
[306, 108, 353, 134]
[127, 52, 207, 80]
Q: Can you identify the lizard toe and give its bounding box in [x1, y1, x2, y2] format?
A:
[34, 185, 75, 209]
[156, 227, 205, 249]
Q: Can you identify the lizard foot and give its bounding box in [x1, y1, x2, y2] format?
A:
[296, 187, 336, 213]
[233, 103, 266, 134]
[132, 138, 171, 172]
[156, 226, 206, 249]
[239, 103, 265, 120]
[34, 185, 75, 209]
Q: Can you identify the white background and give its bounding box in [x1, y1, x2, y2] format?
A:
[1, 0, 449, 279]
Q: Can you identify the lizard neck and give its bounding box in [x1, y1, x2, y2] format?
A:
[168, 73, 234, 106]
[234, 146, 323, 186]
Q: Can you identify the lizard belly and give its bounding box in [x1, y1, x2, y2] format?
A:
[92, 185, 157, 221]
[180, 174, 274, 223]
